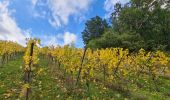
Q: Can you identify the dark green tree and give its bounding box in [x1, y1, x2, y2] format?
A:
[87, 29, 145, 51]
[82, 0, 170, 51]
[82, 16, 109, 45]
[111, 0, 170, 50]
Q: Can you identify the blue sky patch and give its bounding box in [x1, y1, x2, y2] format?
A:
[0, 0, 129, 47]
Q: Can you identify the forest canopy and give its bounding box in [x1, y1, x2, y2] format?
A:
[82, 0, 170, 51]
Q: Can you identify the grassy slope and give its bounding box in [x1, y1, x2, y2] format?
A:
[0, 56, 64, 100]
[0, 55, 23, 99]
[0, 55, 170, 100]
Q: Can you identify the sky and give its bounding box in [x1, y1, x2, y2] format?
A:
[0, 0, 129, 47]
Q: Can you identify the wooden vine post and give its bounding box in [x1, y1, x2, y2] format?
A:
[75, 46, 87, 86]
[25, 42, 34, 100]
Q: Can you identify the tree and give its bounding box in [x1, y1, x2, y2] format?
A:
[82, 16, 109, 45]
[87, 29, 144, 51]
[82, 0, 170, 51]
[110, 0, 170, 50]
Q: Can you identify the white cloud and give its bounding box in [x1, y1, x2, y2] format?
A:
[39, 35, 59, 47]
[0, 0, 30, 46]
[31, 0, 93, 28]
[63, 32, 77, 45]
[31, 0, 38, 6]
[0, 0, 77, 47]
[36, 32, 77, 47]
[104, 0, 129, 18]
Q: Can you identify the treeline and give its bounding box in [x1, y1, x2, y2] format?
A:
[82, 0, 170, 51]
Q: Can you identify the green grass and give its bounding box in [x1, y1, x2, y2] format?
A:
[0, 56, 64, 100]
[0, 55, 23, 99]
[0, 55, 170, 100]
[29, 56, 65, 100]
